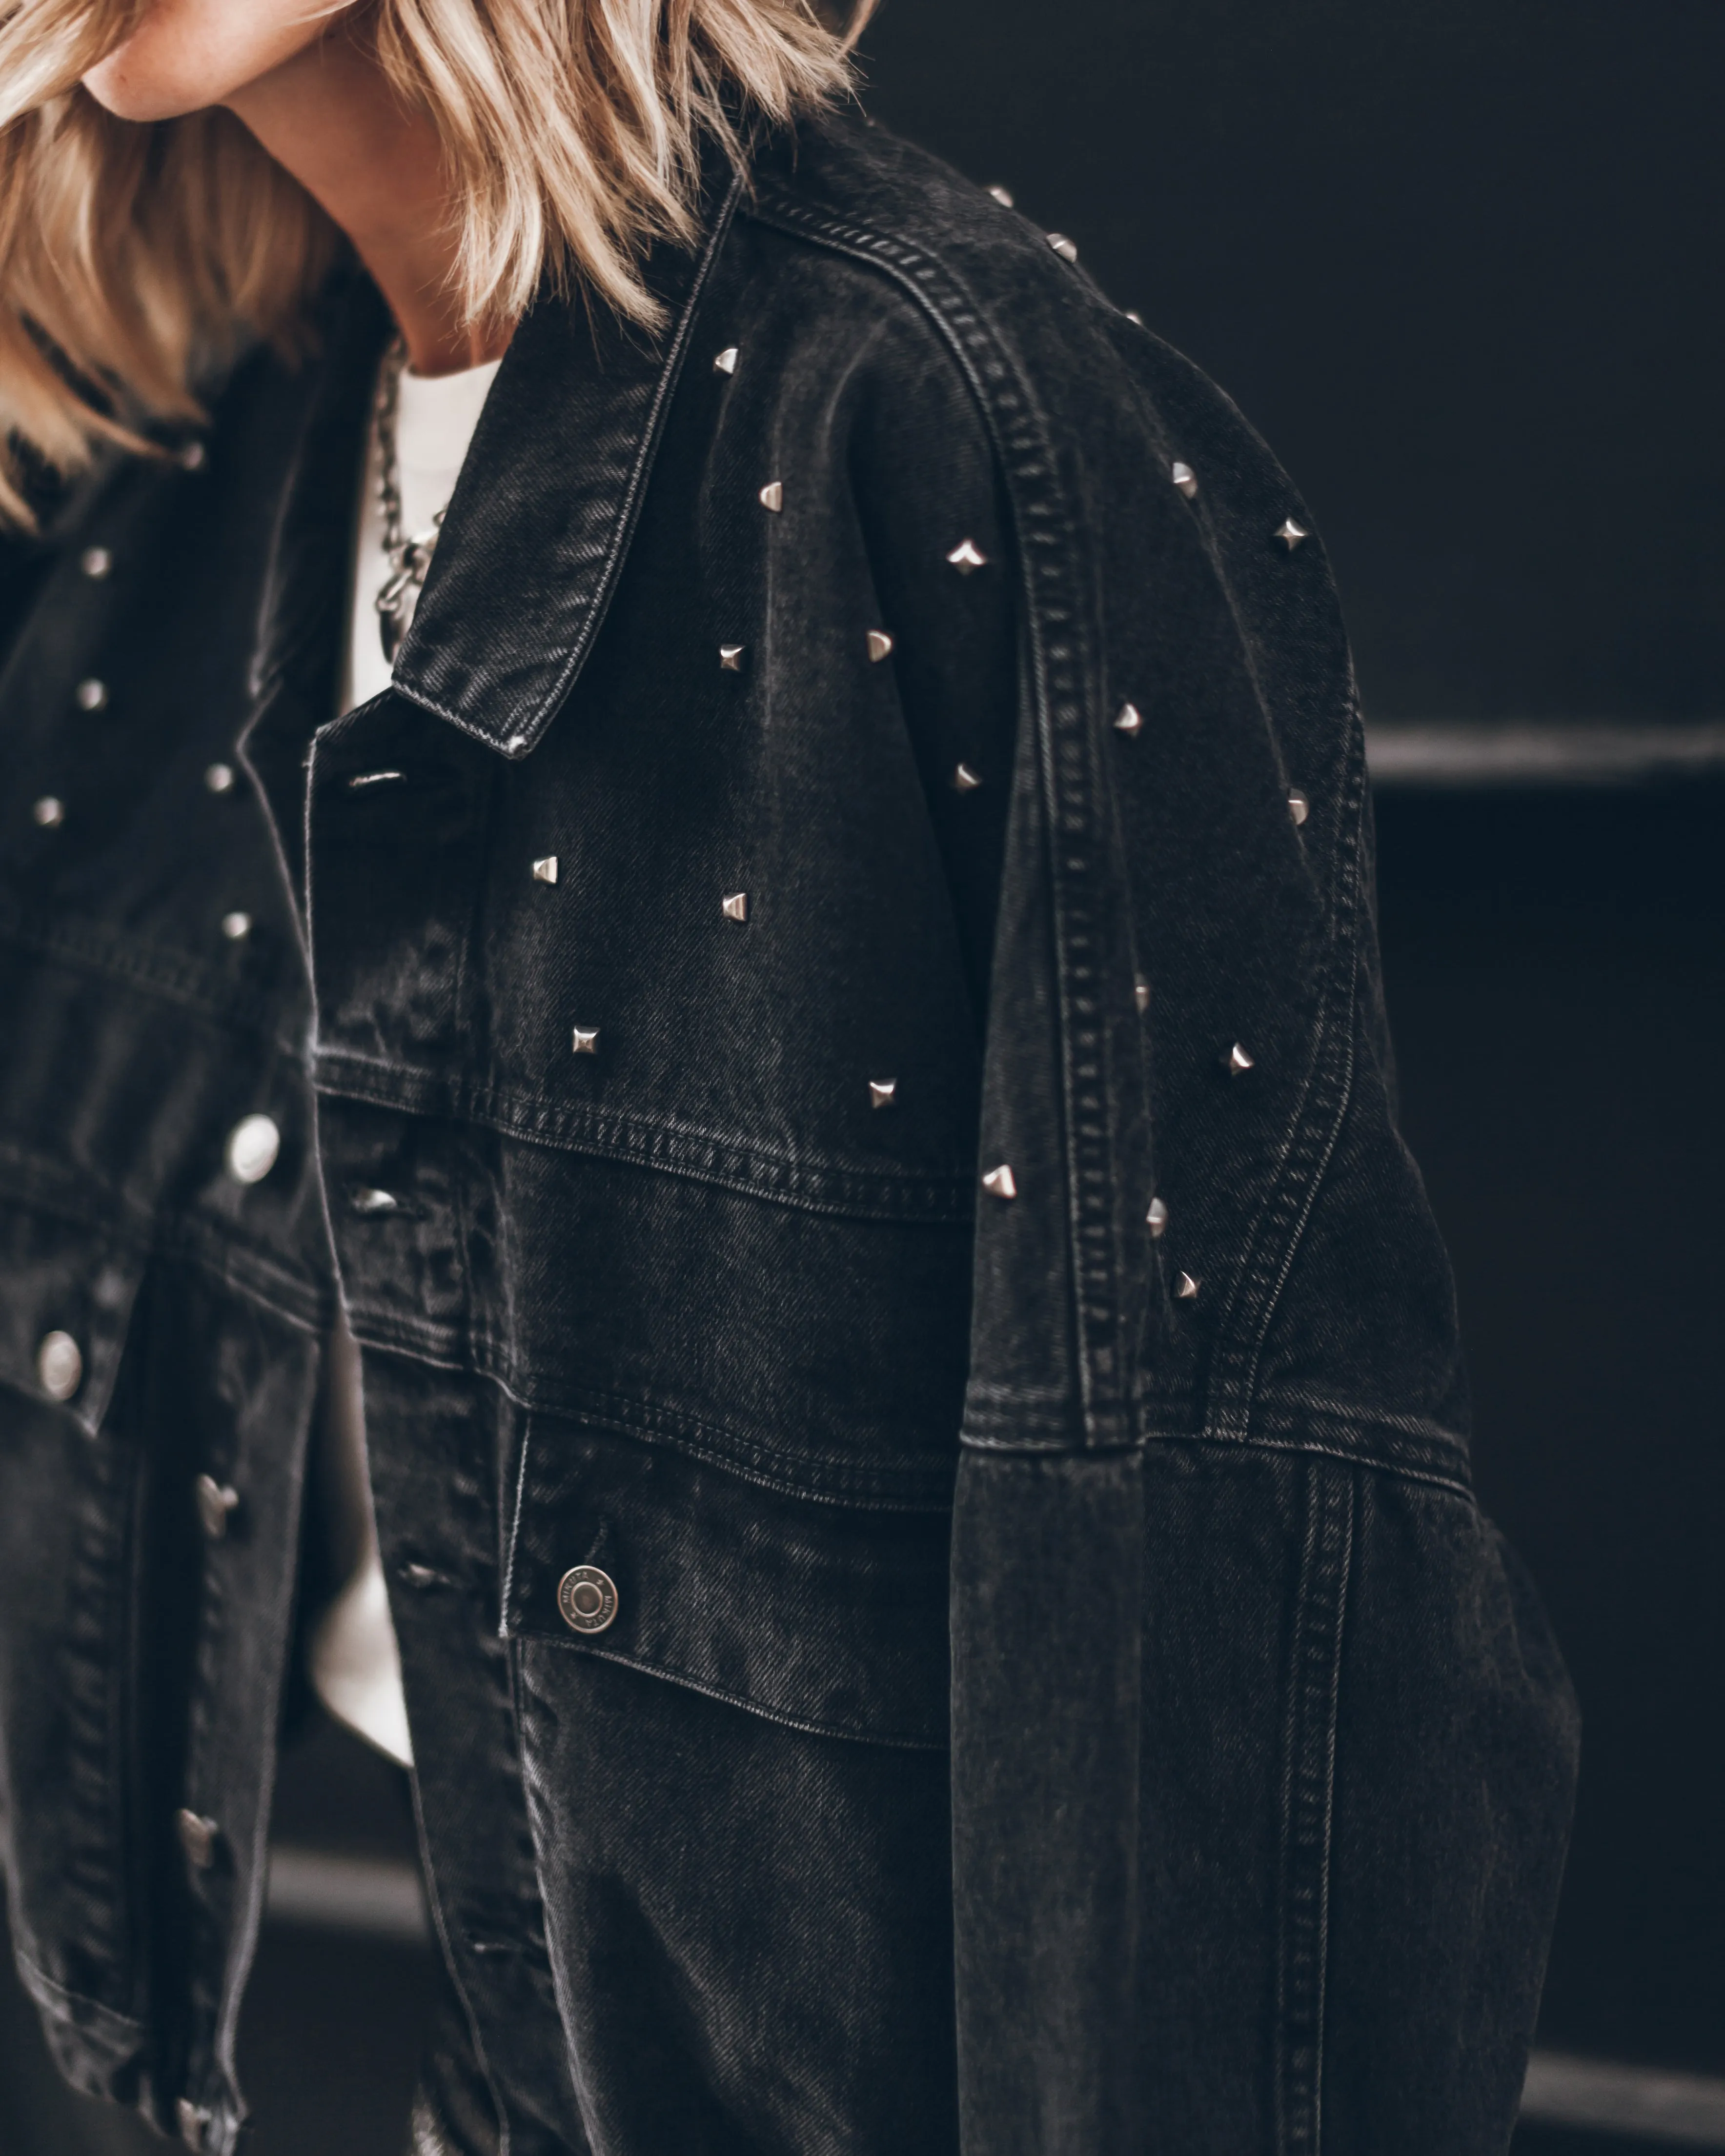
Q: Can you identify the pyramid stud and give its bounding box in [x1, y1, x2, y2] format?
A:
[719, 644, 746, 671]
[221, 910, 251, 941]
[204, 762, 235, 794]
[532, 856, 559, 883]
[952, 762, 983, 792]
[33, 796, 64, 828]
[714, 346, 739, 375]
[722, 891, 749, 921]
[1114, 703, 1143, 736]
[946, 539, 988, 573]
[866, 629, 894, 663]
[571, 1028, 600, 1055]
[76, 677, 107, 711]
[1171, 461, 1197, 498]
[1134, 976, 1150, 1013]
[1174, 1271, 1199, 1300]
[1124, 309, 1145, 327]
[987, 183, 1015, 208]
[81, 545, 112, 579]
[1288, 789, 1309, 826]
[1276, 519, 1308, 550]
[981, 1164, 1017, 1201]
[869, 1079, 897, 1109]
[1047, 233, 1079, 263]
[759, 481, 784, 513]
[1147, 1196, 1168, 1239]
[1226, 1042, 1255, 1075]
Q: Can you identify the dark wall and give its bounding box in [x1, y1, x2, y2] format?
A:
[858, 0, 1725, 725]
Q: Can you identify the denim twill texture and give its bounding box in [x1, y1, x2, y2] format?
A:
[0, 110, 1578, 2156]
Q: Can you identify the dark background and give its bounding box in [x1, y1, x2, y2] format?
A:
[4, 0, 1722, 2148]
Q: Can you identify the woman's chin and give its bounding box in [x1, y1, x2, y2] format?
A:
[81, 53, 224, 122]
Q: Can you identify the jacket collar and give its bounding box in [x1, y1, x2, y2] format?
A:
[389, 145, 746, 761]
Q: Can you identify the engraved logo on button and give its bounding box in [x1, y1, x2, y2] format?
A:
[557, 1565, 618, 1636]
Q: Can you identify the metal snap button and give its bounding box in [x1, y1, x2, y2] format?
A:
[36, 1330, 82, 1402]
[557, 1565, 618, 1635]
[224, 1113, 280, 1186]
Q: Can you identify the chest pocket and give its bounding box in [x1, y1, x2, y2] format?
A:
[502, 1415, 952, 1753]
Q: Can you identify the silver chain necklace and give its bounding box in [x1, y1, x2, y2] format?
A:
[371, 336, 447, 662]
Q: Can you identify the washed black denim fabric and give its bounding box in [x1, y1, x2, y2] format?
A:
[0, 110, 1578, 2156]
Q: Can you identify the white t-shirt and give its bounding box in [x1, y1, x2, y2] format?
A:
[311, 351, 503, 1768]
[342, 353, 504, 714]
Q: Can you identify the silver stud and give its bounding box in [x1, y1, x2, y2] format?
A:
[981, 1164, 1017, 1201]
[1047, 233, 1079, 263]
[869, 1078, 897, 1109]
[722, 891, 749, 922]
[220, 910, 251, 941]
[1288, 789, 1310, 826]
[36, 1330, 82, 1402]
[32, 796, 64, 828]
[1114, 703, 1143, 736]
[1174, 1271, 1199, 1301]
[866, 629, 894, 663]
[719, 644, 746, 672]
[1170, 461, 1197, 499]
[176, 1809, 219, 1870]
[1276, 519, 1308, 550]
[713, 346, 739, 375]
[194, 1474, 240, 1541]
[531, 856, 559, 883]
[946, 538, 988, 573]
[952, 762, 983, 792]
[204, 762, 235, 795]
[1147, 1196, 1169, 1239]
[987, 183, 1015, 208]
[505, 734, 530, 757]
[759, 481, 784, 513]
[80, 545, 112, 579]
[347, 768, 405, 788]
[350, 1187, 399, 1214]
[1134, 976, 1150, 1014]
[75, 677, 107, 711]
[571, 1027, 600, 1055]
[176, 2098, 212, 2151]
[1226, 1042, 1256, 1075]
[178, 440, 207, 471]
[1124, 309, 1145, 327]
[224, 1112, 280, 1185]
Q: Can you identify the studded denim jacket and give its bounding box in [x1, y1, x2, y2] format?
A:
[0, 111, 1577, 2156]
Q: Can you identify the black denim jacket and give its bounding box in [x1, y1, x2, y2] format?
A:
[0, 110, 1578, 2156]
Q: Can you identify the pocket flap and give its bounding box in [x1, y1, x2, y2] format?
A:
[0, 1203, 145, 1439]
[503, 1421, 952, 1752]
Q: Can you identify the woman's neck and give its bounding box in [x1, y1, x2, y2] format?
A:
[225, 20, 509, 376]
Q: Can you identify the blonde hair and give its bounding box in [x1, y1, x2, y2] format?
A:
[0, 0, 867, 522]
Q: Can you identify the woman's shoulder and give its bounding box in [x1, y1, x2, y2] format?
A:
[738, 108, 1315, 592]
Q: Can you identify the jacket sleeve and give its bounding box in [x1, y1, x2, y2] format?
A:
[855, 260, 1578, 2155]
